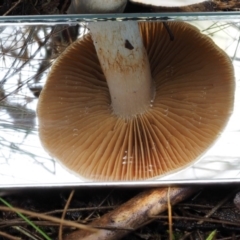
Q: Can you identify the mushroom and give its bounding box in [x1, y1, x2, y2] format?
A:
[67, 0, 127, 14]
[37, 20, 235, 181]
[129, 0, 240, 12]
[129, 0, 207, 7]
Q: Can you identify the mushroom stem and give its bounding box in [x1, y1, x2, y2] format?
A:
[89, 21, 155, 119]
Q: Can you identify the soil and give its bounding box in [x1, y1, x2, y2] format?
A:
[1, 186, 240, 239]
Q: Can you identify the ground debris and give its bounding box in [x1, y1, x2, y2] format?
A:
[0, 186, 240, 240]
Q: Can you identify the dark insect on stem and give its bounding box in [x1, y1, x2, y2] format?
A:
[163, 22, 174, 41]
[125, 39, 134, 50]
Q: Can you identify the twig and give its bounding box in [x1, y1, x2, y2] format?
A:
[63, 187, 198, 240]
[59, 190, 75, 240]
[44, 206, 116, 215]
[217, 235, 240, 240]
[3, 0, 23, 16]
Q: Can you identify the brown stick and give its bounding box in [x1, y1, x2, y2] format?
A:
[64, 187, 198, 240]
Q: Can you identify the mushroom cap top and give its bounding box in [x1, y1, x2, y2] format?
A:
[130, 0, 206, 7]
[37, 22, 235, 181]
[67, 0, 127, 14]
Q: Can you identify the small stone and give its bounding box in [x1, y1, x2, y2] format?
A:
[233, 192, 240, 210]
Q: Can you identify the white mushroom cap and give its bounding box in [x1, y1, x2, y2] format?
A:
[67, 0, 127, 14]
[130, 0, 206, 7]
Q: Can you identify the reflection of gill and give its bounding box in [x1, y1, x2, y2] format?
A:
[165, 65, 174, 78]
[84, 107, 89, 114]
[146, 164, 153, 172]
[150, 99, 154, 108]
[200, 90, 207, 99]
[163, 108, 169, 116]
[73, 128, 79, 137]
[122, 150, 133, 165]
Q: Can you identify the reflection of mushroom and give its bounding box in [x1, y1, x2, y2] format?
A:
[67, 0, 127, 14]
[130, 0, 206, 7]
[129, 0, 212, 12]
[38, 21, 234, 181]
[132, 1, 240, 12]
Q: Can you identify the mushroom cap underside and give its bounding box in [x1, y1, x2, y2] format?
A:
[37, 22, 235, 181]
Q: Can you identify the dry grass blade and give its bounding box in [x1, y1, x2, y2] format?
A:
[151, 215, 240, 227]
[59, 190, 75, 240]
[0, 230, 21, 240]
[0, 205, 97, 233]
[12, 226, 42, 240]
[63, 187, 198, 240]
[167, 187, 173, 240]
